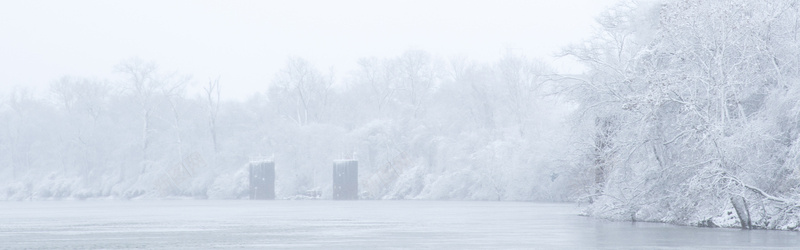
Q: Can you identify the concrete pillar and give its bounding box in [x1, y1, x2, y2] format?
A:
[249, 161, 275, 200]
[332, 160, 358, 200]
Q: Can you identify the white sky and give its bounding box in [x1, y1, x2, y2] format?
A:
[0, 0, 617, 101]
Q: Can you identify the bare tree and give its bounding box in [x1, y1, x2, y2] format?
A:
[5, 87, 35, 180]
[161, 73, 190, 169]
[390, 50, 440, 119]
[495, 53, 550, 137]
[116, 58, 188, 171]
[270, 57, 332, 126]
[49, 76, 112, 181]
[204, 77, 221, 154]
[116, 58, 158, 163]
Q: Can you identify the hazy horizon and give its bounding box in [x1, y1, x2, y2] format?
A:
[0, 0, 616, 101]
[4, 1, 800, 247]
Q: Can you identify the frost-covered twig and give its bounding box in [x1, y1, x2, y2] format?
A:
[721, 176, 790, 204]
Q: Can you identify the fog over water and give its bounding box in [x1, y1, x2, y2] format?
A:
[4, 0, 800, 248]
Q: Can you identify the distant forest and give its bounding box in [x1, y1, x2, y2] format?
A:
[3, 0, 800, 231]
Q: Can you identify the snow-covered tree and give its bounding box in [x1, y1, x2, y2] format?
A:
[566, 0, 800, 229]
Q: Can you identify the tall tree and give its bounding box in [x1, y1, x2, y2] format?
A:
[270, 57, 332, 126]
[204, 77, 221, 154]
[565, 0, 800, 227]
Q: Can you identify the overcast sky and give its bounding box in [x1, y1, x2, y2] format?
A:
[0, 0, 617, 101]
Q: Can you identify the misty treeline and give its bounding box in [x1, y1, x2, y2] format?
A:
[569, 0, 800, 230]
[0, 50, 573, 201]
[4, 0, 800, 232]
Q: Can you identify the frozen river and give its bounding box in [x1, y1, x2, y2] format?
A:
[1, 200, 799, 249]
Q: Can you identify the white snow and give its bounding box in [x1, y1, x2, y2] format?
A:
[1, 201, 799, 249]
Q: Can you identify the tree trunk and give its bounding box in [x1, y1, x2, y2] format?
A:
[731, 196, 751, 229]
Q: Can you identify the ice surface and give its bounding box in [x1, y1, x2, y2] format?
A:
[1, 200, 799, 249]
